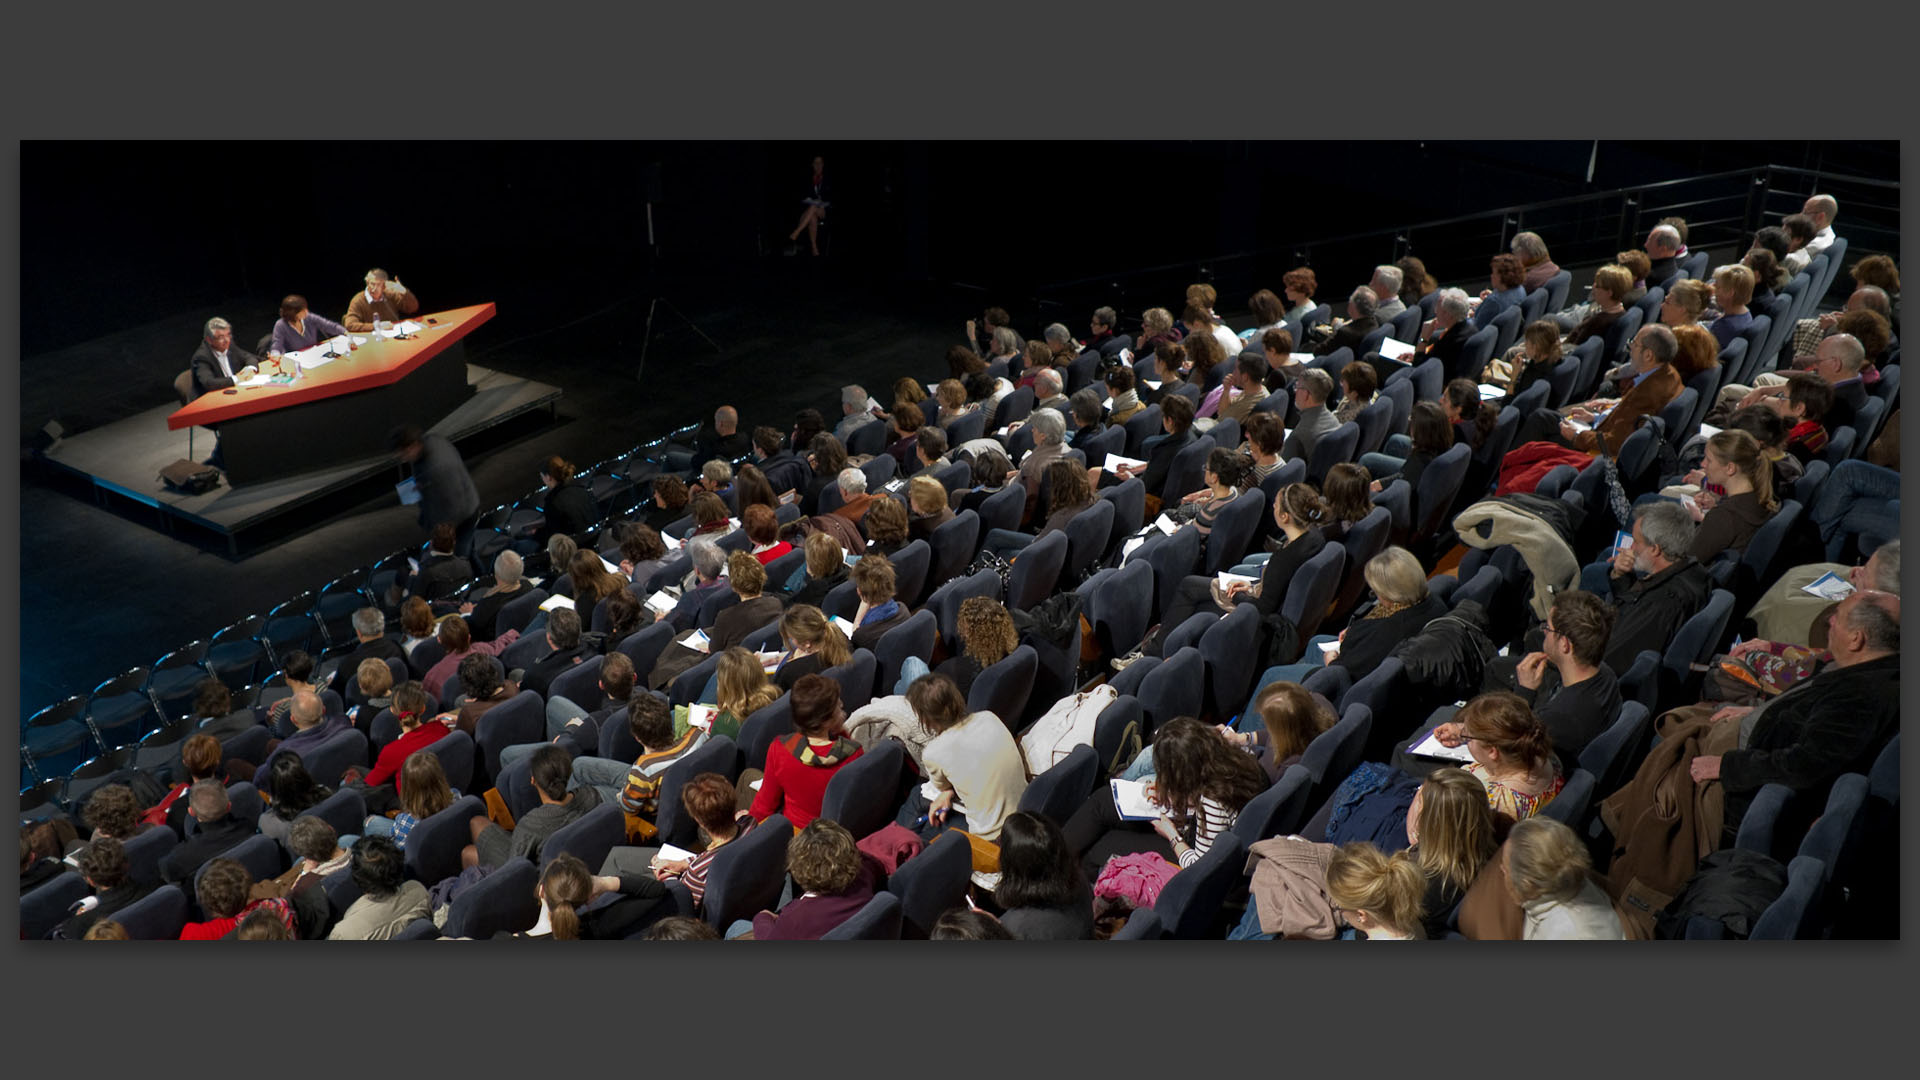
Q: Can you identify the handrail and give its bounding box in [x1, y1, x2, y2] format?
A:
[1036, 163, 1898, 296]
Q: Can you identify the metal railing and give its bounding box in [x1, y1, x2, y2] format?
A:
[1012, 164, 1897, 324]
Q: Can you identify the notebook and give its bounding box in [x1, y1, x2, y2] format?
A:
[1110, 778, 1162, 821]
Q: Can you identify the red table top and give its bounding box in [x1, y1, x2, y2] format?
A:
[167, 303, 496, 430]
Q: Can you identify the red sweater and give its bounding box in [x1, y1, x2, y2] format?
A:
[748, 735, 863, 829]
[364, 719, 457, 793]
[179, 898, 296, 940]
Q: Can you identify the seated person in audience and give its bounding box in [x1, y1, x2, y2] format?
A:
[256, 815, 353, 903]
[1086, 305, 1120, 352]
[535, 456, 597, 546]
[364, 753, 457, 851]
[535, 651, 637, 750]
[340, 606, 404, 676]
[1503, 816, 1624, 940]
[399, 596, 440, 661]
[645, 475, 693, 534]
[1279, 369, 1338, 469]
[769, 605, 851, 692]
[1644, 224, 1683, 286]
[884, 401, 927, 467]
[1442, 378, 1497, 455]
[1662, 323, 1720, 394]
[732, 463, 780, 517]
[1105, 365, 1147, 424]
[82, 784, 157, 844]
[190, 315, 263, 396]
[1690, 589, 1900, 843]
[691, 406, 755, 477]
[1706, 265, 1756, 349]
[791, 532, 850, 608]
[1410, 288, 1476, 379]
[934, 377, 978, 428]
[655, 551, 786, 691]
[1519, 324, 1682, 456]
[829, 466, 876, 527]
[55, 838, 156, 940]
[862, 493, 910, 557]
[1317, 463, 1372, 545]
[1358, 401, 1451, 501]
[743, 819, 885, 941]
[1229, 681, 1336, 779]
[1213, 353, 1273, 427]
[1067, 389, 1107, 450]
[148, 734, 230, 838]
[801, 434, 849, 517]
[452, 650, 522, 736]
[662, 537, 732, 635]
[328, 836, 431, 940]
[600, 589, 649, 654]
[1740, 332, 1872, 433]
[184, 679, 254, 753]
[1312, 286, 1383, 359]
[568, 548, 629, 620]
[690, 458, 733, 508]
[604, 772, 758, 919]
[399, 523, 474, 604]
[257, 691, 349, 793]
[752, 423, 811, 500]
[908, 425, 949, 480]
[992, 811, 1095, 940]
[1261, 328, 1302, 390]
[460, 552, 532, 643]
[1129, 483, 1329, 667]
[1146, 341, 1194, 402]
[935, 596, 1019, 698]
[1549, 264, 1629, 341]
[791, 409, 827, 455]
[1486, 319, 1562, 399]
[835, 384, 881, 443]
[343, 268, 418, 332]
[847, 553, 910, 652]
[1277, 267, 1317, 322]
[463, 744, 603, 870]
[1502, 590, 1620, 764]
[1325, 844, 1429, 940]
[1013, 408, 1070, 519]
[257, 755, 332, 846]
[1371, 264, 1409, 321]
[1244, 411, 1288, 484]
[1745, 538, 1898, 650]
[1658, 277, 1711, 332]
[1091, 393, 1194, 511]
[907, 475, 954, 542]
[1246, 287, 1290, 341]
[686, 491, 734, 541]
[1332, 361, 1375, 425]
[1614, 249, 1651, 302]
[422, 611, 520, 703]
[260, 649, 331, 735]
[1596, 501, 1713, 676]
[569, 693, 708, 826]
[160, 780, 258, 886]
[1471, 254, 1528, 331]
[1257, 546, 1448, 687]
[1679, 429, 1779, 563]
[21, 823, 72, 895]
[1062, 717, 1267, 880]
[353, 681, 452, 803]
[1422, 692, 1566, 829]
[1791, 283, 1894, 363]
[1667, 404, 1797, 509]
[742, 673, 863, 828]
[895, 673, 1029, 846]
[684, 648, 781, 741]
[1168, 447, 1250, 554]
[180, 857, 298, 940]
[1031, 367, 1070, 413]
[352, 657, 396, 726]
[1512, 232, 1560, 292]
[952, 447, 1014, 517]
[1787, 195, 1840, 273]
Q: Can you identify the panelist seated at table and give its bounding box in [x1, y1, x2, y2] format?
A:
[270, 294, 351, 356]
[191, 316, 265, 395]
[343, 268, 420, 332]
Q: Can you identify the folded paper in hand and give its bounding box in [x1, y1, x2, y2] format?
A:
[645, 590, 679, 615]
[686, 703, 717, 729]
[539, 594, 575, 612]
[1104, 452, 1148, 473]
[1378, 338, 1416, 361]
[1216, 571, 1258, 591]
[684, 629, 711, 654]
[653, 843, 700, 866]
[1408, 729, 1476, 763]
[829, 615, 858, 638]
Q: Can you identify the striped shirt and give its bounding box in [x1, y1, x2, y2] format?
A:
[619, 728, 710, 817]
[675, 813, 759, 912]
[1176, 796, 1238, 869]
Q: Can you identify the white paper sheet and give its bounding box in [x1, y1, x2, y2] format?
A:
[539, 594, 575, 612]
[644, 589, 679, 615]
[1110, 778, 1162, 821]
[1408, 730, 1475, 763]
[1378, 338, 1416, 361]
[1802, 571, 1855, 602]
[1104, 452, 1148, 473]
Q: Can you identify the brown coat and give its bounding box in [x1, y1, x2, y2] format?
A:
[1576, 363, 1682, 456]
[832, 492, 875, 526]
[1595, 704, 1737, 938]
[343, 287, 421, 332]
[1243, 836, 1340, 939]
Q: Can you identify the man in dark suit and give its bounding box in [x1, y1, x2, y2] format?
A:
[159, 781, 258, 885]
[519, 607, 595, 699]
[1313, 286, 1383, 360]
[752, 425, 812, 498]
[343, 607, 406, 675]
[1644, 224, 1683, 288]
[391, 425, 480, 538]
[190, 317, 265, 469]
[55, 838, 158, 939]
[1405, 289, 1475, 385]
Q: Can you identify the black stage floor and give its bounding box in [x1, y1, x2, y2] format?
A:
[19, 260, 994, 717]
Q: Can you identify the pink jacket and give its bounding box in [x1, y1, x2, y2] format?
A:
[423, 630, 521, 701]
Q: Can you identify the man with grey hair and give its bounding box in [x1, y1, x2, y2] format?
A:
[161, 779, 255, 885]
[461, 549, 531, 641]
[1511, 232, 1561, 291]
[1282, 368, 1339, 467]
[1542, 324, 1681, 455]
[1689, 586, 1896, 843]
[1596, 499, 1714, 675]
[835, 384, 879, 442]
[343, 605, 406, 676]
[1033, 367, 1069, 412]
[1719, 332, 1870, 432]
[1043, 322, 1078, 367]
[344, 268, 419, 332]
[1408, 287, 1476, 381]
[666, 536, 732, 632]
[1644, 225, 1684, 286]
[1744, 538, 1898, 648]
[1014, 408, 1067, 513]
[189, 316, 265, 469]
[1313, 285, 1381, 359]
[1088, 306, 1119, 351]
[829, 465, 874, 526]
[256, 688, 350, 793]
[1370, 266, 1407, 321]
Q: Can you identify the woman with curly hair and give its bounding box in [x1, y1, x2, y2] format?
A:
[1282, 266, 1319, 321]
[925, 595, 1018, 698]
[861, 495, 910, 558]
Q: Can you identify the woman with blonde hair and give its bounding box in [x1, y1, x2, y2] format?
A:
[772, 603, 851, 691]
[1137, 306, 1179, 360]
[1682, 428, 1778, 562]
[935, 377, 974, 421]
[1258, 545, 1445, 686]
[1425, 691, 1564, 826]
[1707, 264, 1756, 348]
[1562, 264, 1630, 346]
[862, 496, 911, 557]
[1403, 766, 1500, 936]
[906, 475, 954, 543]
[790, 532, 850, 608]
[1490, 319, 1564, 397]
[1325, 844, 1429, 939]
[1660, 277, 1713, 328]
[707, 647, 781, 740]
[1503, 816, 1624, 939]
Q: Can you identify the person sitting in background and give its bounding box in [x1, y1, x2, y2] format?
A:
[159, 781, 258, 886]
[646, 474, 692, 533]
[1744, 246, 1786, 305]
[829, 466, 875, 527]
[1013, 408, 1070, 517]
[1550, 263, 1630, 344]
[744, 674, 863, 828]
[1061, 717, 1267, 880]
[934, 596, 1019, 698]
[1666, 323, 1720, 389]
[421, 612, 520, 702]
[1644, 224, 1683, 286]
[1358, 400, 1451, 498]
[993, 811, 1095, 940]
[255, 815, 352, 905]
[743, 819, 885, 941]
[907, 475, 954, 543]
[1494, 320, 1565, 399]
[343, 268, 419, 332]
[768, 605, 851, 692]
[884, 401, 927, 467]
[1325, 844, 1429, 940]
[536, 456, 597, 545]
[801, 433, 849, 517]
[1659, 278, 1712, 332]
[1744, 539, 1898, 652]
[909, 425, 950, 480]
[663, 536, 731, 634]
[180, 857, 298, 940]
[835, 384, 880, 443]
[1420, 692, 1565, 828]
[339, 605, 404, 677]
[1370, 265, 1408, 321]
[1503, 591, 1620, 763]
[1596, 501, 1713, 675]
[145, 733, 228, 837]
[1216, 352, 1272, 426]
[269, 293, 351, 357]
[732, 462, 780, 517]
[685, 491, 733, 541]
[1680, 429, 1779, 564]
[1169, 446, 1249, 550]
[1313, 286, 1383, 359]
[1525, 324, 1681, 456]
[649, 552, 781, 691]
[1706, 265, 1756, 349]
[257, 691, 349, 792]
[452, 650, 522, 736]
[463, 744, 603, 870]
[328, 835, 431, 939]
[848, 553, 910, 651]
[1282, 266, 1318, 322]
[1244, 411, 1287, 483]
[1790, 286, 1894, 367]
[688, 648, 781, 741]
[1105, 365, 1146, 424]
[739, 504, 790, 567]
[1784, 194, 1840, 275]
[1261, 328, 1302, 389]
[790, 532, 850, 608]
[1260, 546, 1448, 686]
[607, 772, 758, 918]
[861, 495, 910, 558]
[895, 673, 1029, 845]
[1333, 361, 1376, 425]
[1503, 816, 1624, 939]
[396, 523, 473, 604]
[1472, 254, 1528, 330]
[1413, 289, 1476, 378]
[1228, 681, 1336, 780]
[1247, 287, 1290, 339]
[1067, 388, 1107, 451]
[55, 838, 156, 940]
[82, 784, 155, 844]
[22, 822, 76, 895]
[257, 754, 333, 846]
[1279, 369, 1338, 468]
[399, 597, 438, 659]
[1513, 231, 1561, 292]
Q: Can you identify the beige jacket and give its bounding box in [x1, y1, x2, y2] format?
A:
[327, 880, 431, 940]
[1244, 836, 1340, 938]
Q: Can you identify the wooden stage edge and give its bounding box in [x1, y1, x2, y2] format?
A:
[39, 364, 562, 554]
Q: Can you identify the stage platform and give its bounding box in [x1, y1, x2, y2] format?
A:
[39, 364, 562, 554]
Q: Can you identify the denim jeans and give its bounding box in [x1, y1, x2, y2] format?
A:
[1227, 896, 1275, 940]
[1243, 634, 1339, 718]
[546, 696, 590, 739]
[361, 816, 396, 838]
[1358, 451, 1407, 480]
[894, 656, 931, 696]
[567, 756, 632, 807]
[1812, 459, 1900, 559]
[1117, 745, 1156, 783]
[982, 528, 1037, 561]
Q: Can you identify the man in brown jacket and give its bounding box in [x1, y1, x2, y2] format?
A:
[1558, 323, 1682, 456]
[828, 467, 875, 525]
[344, 268, 420, 331]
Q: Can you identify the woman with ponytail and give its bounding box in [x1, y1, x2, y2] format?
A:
[1683, 428, 1778, 563]
[351, 680, 456, 818]
[1443, 378, 1498, 452]
[1325, 844, 1430, 939]
[1118, 482, 1328, 667]
[1427, 692, 1564, 827]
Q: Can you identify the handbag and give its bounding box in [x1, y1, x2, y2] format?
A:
[965, 548, 1014, 590]
[159, 458, 222, 495]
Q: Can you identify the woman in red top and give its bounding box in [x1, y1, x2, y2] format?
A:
[179, 858, 299, 940]
[421, 616, 519, 702]
[142, 733, 226, 836]
[355, 682, 453, 795]
[746, 674, 863, 829]
[742, 504, 792, 566]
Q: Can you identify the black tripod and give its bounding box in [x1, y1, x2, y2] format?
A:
[637, 296, 723, 382]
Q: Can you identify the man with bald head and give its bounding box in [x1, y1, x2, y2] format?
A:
[1782, 194, 1839, 275]
[664, 404, 753, 476]
[1690, 587, 1898, 843]
[1644, 224, 1684, 287]
[1717, 332, 1871, 432]
[1790, 283, 1891, 360]
[256, 689, 350, 792]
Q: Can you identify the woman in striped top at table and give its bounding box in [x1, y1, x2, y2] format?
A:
[1060, 717, 1269, 880]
